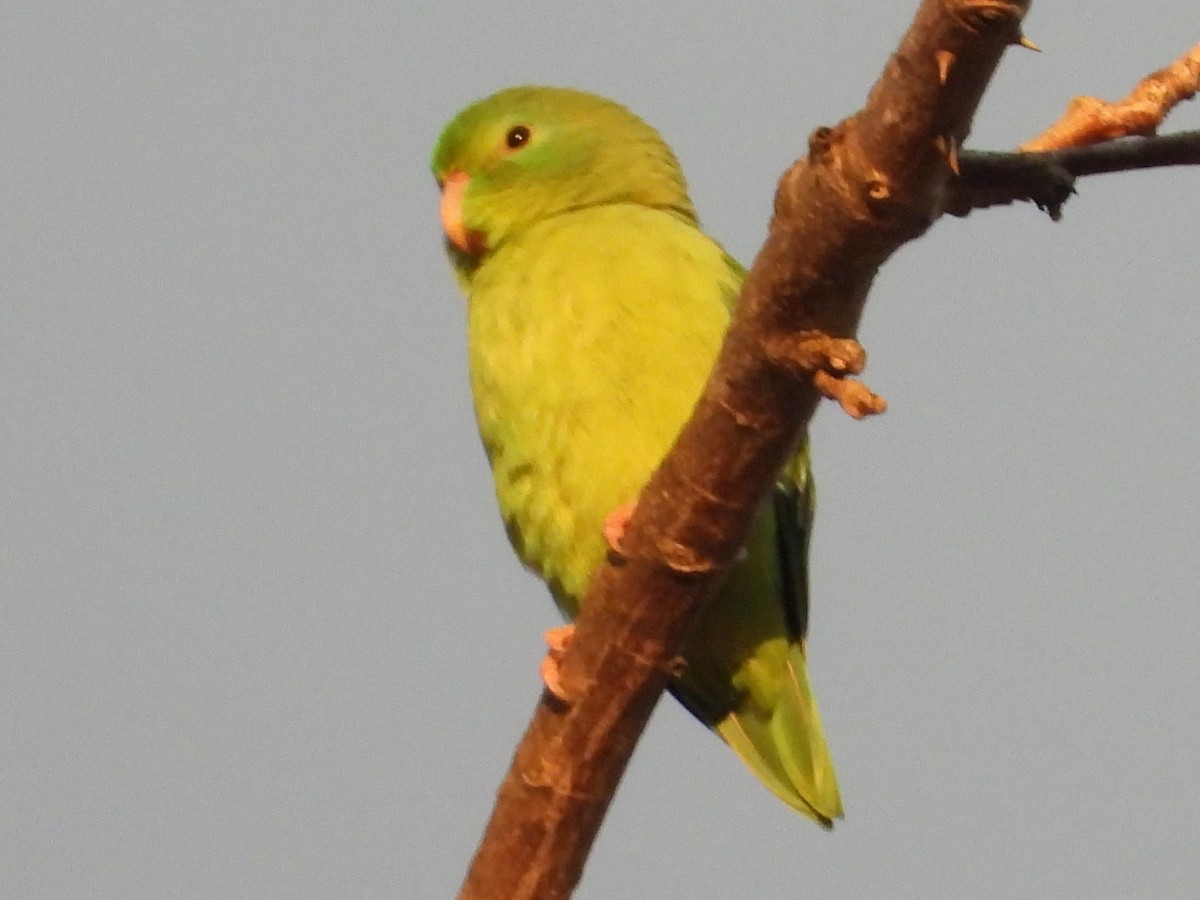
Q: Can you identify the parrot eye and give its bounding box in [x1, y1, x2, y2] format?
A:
[505, 125, 532, 150]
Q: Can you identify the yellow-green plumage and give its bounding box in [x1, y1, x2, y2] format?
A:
[432, 86, 841, 825]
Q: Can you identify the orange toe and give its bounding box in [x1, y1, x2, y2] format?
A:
[541, 624, 575, 701]
[540, 654, 569, 701]
[544, 624, 575, 653]
[602, 500, 638, 553]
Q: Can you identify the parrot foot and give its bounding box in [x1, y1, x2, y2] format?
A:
[764, 333, 887, 420]
[602, 500, 637, 554]
[814, 368, 887, 420]
[540, 624, 575, 702]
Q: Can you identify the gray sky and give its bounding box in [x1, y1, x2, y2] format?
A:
[4, 4, 1198, 898]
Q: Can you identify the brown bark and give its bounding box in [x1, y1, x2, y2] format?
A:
[458, 2, 1031, 897]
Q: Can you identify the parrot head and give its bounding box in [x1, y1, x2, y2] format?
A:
[431, 86, 698, 269]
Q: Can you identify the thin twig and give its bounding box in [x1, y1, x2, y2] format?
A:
[1022, 40, 1200, 151]
[949, 130, 1200, 218]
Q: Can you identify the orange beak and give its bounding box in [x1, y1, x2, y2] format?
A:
[439, 171, 481, 254]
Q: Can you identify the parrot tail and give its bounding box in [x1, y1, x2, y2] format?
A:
[713, 642, 843, 827]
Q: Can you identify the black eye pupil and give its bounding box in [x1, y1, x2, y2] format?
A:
[506, 125, 531, 149]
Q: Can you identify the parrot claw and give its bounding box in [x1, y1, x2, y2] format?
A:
[541, 624, 575, 701]
[602, 500, 638, 554]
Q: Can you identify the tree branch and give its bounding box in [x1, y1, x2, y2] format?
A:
[944, 42, 1200, 218]
[1021, 40, 1200, 151]
[458, 2, 1031, 897]
[947, 130, 1200, 218]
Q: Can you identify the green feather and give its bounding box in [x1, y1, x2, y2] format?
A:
[433, 85, 842, 825]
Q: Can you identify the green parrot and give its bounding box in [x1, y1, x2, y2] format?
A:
[431, 85, 842, 826]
